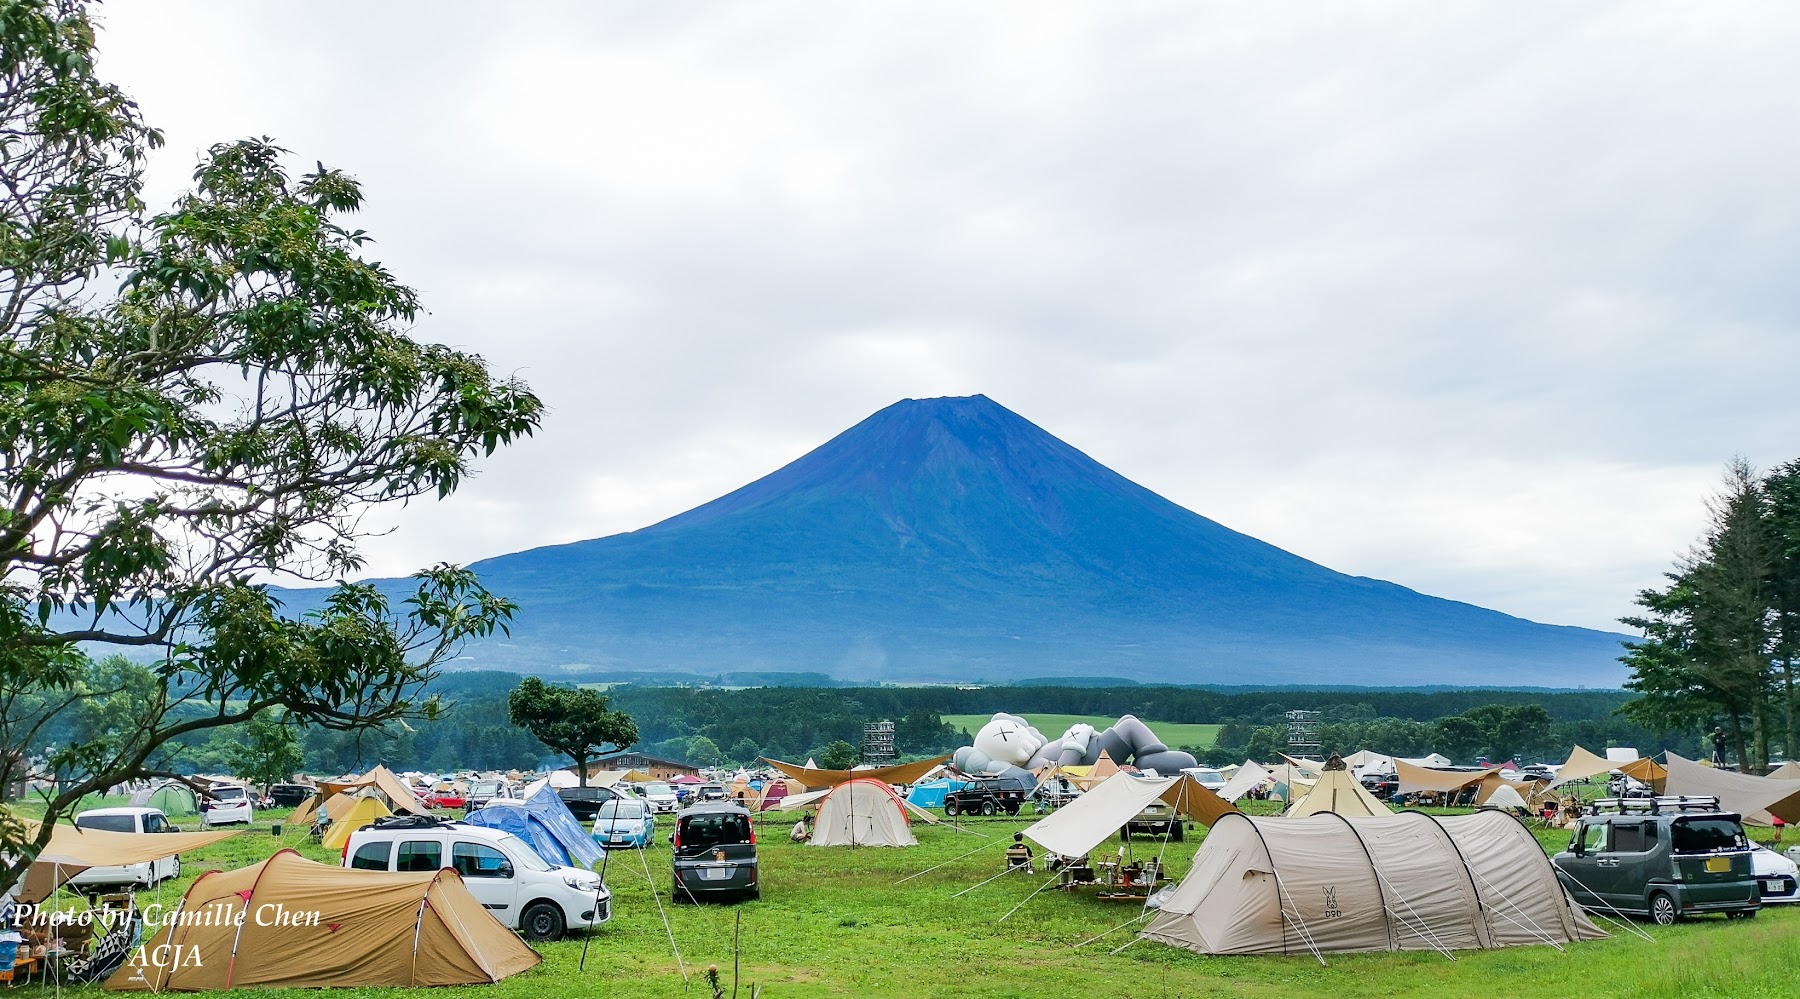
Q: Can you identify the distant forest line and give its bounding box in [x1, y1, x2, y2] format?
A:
[286, 672, 1688, 775]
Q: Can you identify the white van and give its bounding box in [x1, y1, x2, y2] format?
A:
[341, 819, 609, 941]
[69, 808, 182, 888]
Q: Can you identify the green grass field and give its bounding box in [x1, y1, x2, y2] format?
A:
[942, 714, 1222, 751]
[11, 799, 1797, 998]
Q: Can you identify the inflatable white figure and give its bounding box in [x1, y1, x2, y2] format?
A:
[1023, 714, 1198, 774]
[952, 712, 1047, 779]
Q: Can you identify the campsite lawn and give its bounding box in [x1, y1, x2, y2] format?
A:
[942, 714, 1221, 750]
[15, 806, 1799, 999]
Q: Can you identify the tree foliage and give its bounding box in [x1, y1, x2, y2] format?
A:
[505, 677, 639, 785]
[0, 0, 539, 892]
[1622, 458, 1796, 770]
[818, 740, 860, 771]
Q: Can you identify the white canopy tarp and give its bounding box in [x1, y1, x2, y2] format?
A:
[1217, 760, 1272, 804]
[1021, 772, 1177, 859]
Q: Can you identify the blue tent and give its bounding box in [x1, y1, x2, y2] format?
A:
[462, 785, 605, 870]
[905, 777, 966, 809]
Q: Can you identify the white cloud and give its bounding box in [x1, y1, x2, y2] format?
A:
[90, 1, 1800, 631]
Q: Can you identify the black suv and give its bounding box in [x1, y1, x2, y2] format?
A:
[671, 802, 759, 902]
[944, 776, 1031, 817]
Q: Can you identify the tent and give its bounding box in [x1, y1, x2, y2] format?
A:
[287, 766, 430, 825]
[104, 850, 539, 990]
[904, 777, 966, 809]
[462, 783, 605, 869]
[1399, 754, 1454, 769]
[1663, 752, 1800, 825]
[1394, 760, 1495, 797]
[17, 821, 241, 903]
[1216, 761, 1272, 804]
[1482, 784, 1530, 813]
[319, 795, 392, 852]
[1284, 758, 1391, 818]
[127, 781, 200, 817]
[1770, 761, 1800, 780]
[545, 769, 581, 789]
[804, 779, 924, 847]
[764, 754, 951, 790]
[1546, 746, 1643, 792]
[1021, 773, 1235, 859]
[1265, 763, 1316, 803]
[1141, 810, 1605, 959]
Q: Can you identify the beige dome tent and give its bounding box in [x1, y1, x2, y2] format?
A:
[786, 778, 937, 846]
[318, 793, 393, 852]
[1141, 810, 1604, 962]
[1283, 757, 1391, 818]
[105, 850, 539, 991]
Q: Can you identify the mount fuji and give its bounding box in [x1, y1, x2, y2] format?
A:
[376, 394, 1629, 687]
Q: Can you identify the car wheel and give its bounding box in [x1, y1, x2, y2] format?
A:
[170, 857, 181, 882]
[1648, 892, 1678, 926]
[980, 801, 996, 817]
[944, 800, 960, 817]
[519, 901, 566, 942]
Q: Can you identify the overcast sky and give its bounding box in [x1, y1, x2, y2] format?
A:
[94, 2, 1800, 634]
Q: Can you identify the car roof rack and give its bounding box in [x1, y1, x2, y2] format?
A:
[1586, 795, 1722, 815]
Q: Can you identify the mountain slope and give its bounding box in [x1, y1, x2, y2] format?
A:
[434, 394, 1627, 686]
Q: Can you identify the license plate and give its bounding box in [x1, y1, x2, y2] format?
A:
[1764, 879, 1785, 891]
[1705, 857, 1730, 873]
[701, 866, 734, 881]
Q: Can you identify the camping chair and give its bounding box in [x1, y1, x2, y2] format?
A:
[1004, 842, 1035, 873]
[65, 911, 142, 985]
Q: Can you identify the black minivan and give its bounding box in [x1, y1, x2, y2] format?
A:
[1554, 798, 1759, 924]
[671, 802, 759, 902]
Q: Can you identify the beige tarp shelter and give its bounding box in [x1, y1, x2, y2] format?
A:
[1394, 760, 1495, 796]
[1284, 759, 1392, 818]
[1280, 754, 1326, 776]
[1664, 752, 1800, 825]
[1770, 762, 1800, 780]
[105, 850, 538, 991]
[1546, 746, 1665, 792]
[765, 754, 951, 789]
[806, 779, 930, 847]
[1141, 810, 1605, 960]
[319, 795, 392, 852]
[287, 765, 429, 825]
[1217, 761, 1272, 804]
[1266, 764, 1315, 803]
[1021, 773, 1236, 859]
[17, 821, 241, 903]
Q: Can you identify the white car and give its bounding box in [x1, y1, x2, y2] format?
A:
[68, 808, 181, 888]
[639, 781, 679, 814]
[1182, 768, 1228, 793]
[1752, 845, 1799, 904]
[342, 820, 609, 941]
[201, 783, 254, 825]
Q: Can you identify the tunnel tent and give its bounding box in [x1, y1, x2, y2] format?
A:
[104, 850, 539, 991]
[1284, 758, 1392, 818]
[1140, 810, 1605, 961]
[462, 782, 605, 869]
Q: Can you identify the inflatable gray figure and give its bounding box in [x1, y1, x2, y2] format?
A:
[1023, 715, 1197, 774]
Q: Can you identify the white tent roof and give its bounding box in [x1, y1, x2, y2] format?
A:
[1021, 772, 1176, 859]
[1482, 785, 1530, 811]
[1217, 761, 1272, 804]
[545, 769, 580, 789]
[1398, 754, 1453, 769]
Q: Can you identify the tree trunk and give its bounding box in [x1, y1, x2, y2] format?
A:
[1753, 697, 1770, 773]
[576, 754, 589, 787]
[1785, 655, 1797, 763]
[1731, 709, 1748, 772]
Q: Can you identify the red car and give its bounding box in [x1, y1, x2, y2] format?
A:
[427, 788, 467, 809]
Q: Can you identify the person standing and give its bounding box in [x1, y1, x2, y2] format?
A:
[1712, 728, 1729, 768]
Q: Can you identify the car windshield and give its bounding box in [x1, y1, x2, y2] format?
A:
[75, 814, 137, 833]
[470, 781, 501, 795]
[678, 812, 751, 850]
[1672, 818, 1748, 854]
[212, 786, 246, 800]
[645, 782, 673, 796]
[597, 800, 646, 820]
[494, 834, 553, 871]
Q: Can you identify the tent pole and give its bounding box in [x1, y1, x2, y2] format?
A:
[1070, 910, 1152, 949]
